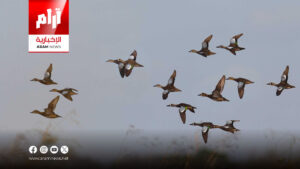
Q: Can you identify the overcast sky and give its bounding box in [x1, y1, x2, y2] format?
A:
[0, 0, 299, 143]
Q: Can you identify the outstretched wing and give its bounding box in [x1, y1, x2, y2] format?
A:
[68, 89, 78, 96]
[64, 95, 73, 101]
[106, 59, 117, 64]
[237, 82, 245, 99]
[47, 96, 60, 112]
[118, 62, 125, 78]
[129, 50, 137, 61]
[179, 111, 186, 124]
[230, 33, 243, 47]
[201, 34, 213, 50]
[68, 88, 78, 92]
[134, 62, 144, 67]
[167, 70, 176, 86]
[214, 75, 226, 94]
[281, 65, 289, 83]
[43, 64, 53, 80]
[202, 127, 209, 144]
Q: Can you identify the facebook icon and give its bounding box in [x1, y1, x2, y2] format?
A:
[29, 146, 37, 154]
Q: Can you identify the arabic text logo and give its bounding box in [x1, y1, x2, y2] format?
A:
[36, 8, 62, 29]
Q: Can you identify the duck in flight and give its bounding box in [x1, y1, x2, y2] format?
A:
[106, 50, 143, 78]
[123, 50, 144, 77]
[167, 103, 196, 124]
[31, 64, 57, 85]
[267, 66, 295, 96]
[219, 120, 240, 134]
[50, 88, 78, 101]
[154, 70, 181, 100]
[198, 75, 229, 102]
[217, 33, 245, 55]
[106, 58, 126, 78]
[226, 77, 254, 99]
[31, 96, 61, 118]
[189, 34, 216, 57]
[190, 122, 221, 144]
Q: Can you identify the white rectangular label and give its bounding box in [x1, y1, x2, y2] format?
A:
[28, 35, 69, 53]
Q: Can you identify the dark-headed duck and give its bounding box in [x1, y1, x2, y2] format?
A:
[189, 35, 216, 57]
[106, 59, 126, 78]
[107, 50, 143, 78]
[227, 77, 254, 99]
[219, 120, 240, 134]
[154, 70, 181, 100]
[31, 96, 61, 118]
[50, 88, 78, 101]
[31, 64, 57, 85]
[217, 33, 245, 55]
[124, 50, 144, 77]
[267, 66, 295, 96]
[190, 122, 220, 144]
[199, 75, 229, 102]
[167, 103, 196, 124]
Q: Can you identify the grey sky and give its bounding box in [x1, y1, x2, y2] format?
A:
[0, 0, 299, 139]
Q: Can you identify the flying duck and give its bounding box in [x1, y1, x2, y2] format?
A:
[123, 50, 144, 77]
[50, 88, 78, 101]
[216, 45, 239, 55]
[226, 77, 254, 99]
[106, 50, 143, 78]
[198, 75, 229, 102]
[189, 34, 216, 57]
[106, 58, 126, 78]
[154, 70, 181, 100]
[219, 120, 240, 134]
[217, 33, 245, 55]
[31, 64, 57, 85]
[267, 66, 295, 96]
[167, 103, 196, 124]
[31, 96, 61, 118]
[190, 122, 220, 144]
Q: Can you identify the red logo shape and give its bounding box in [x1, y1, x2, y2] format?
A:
[29, 0, 69, 53]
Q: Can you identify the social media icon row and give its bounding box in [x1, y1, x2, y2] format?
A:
[29, 145, 68, 154]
